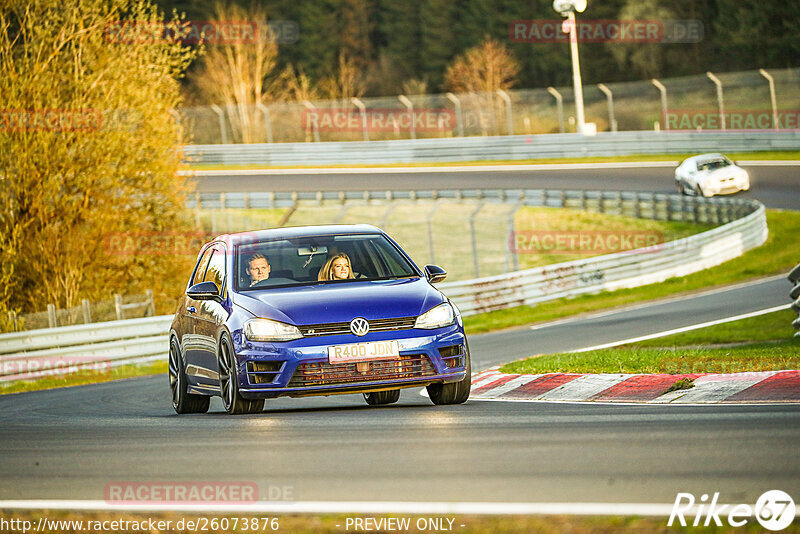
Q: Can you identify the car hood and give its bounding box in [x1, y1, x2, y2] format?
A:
[233, 277, 445, 325]
[697, 166, 744, 180]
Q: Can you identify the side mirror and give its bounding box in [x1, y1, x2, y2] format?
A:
[187, 281, 222, 302]
[424, 265, 447, 283]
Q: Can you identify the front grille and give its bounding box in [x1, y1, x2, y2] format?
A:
[288, 354, 436, 387]
[298, 316, 416, 337]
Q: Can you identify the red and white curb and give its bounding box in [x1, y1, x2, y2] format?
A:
[469, 367, 800, 404]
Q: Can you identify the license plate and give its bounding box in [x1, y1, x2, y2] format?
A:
[328, 340, 400, 363]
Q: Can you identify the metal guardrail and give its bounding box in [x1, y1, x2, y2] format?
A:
[790, 263, 800, 337]
[437, 195, 766, 315]
[0, 316, 172, 382]
[0, 190, 766, 382]
[183, 131, 800, 166]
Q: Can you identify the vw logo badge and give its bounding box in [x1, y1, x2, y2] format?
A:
[350, 317, 370, 336]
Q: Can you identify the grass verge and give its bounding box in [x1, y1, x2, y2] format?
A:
[464, 209, 800, 335]
[4, 510, 797, 533]
[0, 360, 167, 396]
[184, 150, 800, 170]
[500, 310, 800, 375]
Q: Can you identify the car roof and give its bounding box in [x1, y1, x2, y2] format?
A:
[685, 153, 727, 163]
[210, 224, 385, 247]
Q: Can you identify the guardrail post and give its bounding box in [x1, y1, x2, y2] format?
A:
[651, 79, 668, 130]
[47, 304, 56, 328]
[597, 83, 617, 132]
[469, 203, 485, 278]
[398, 95, 415, 140]
[8, 310, 17, 332]
[146, 289, 155, 317]
[351, 97, 369, 142]
[256, 102, 274, 143]
[426, 203, 441, 264]
[496, 89, 513, 135]
[706, 72, 726, 131]
[505, 203, 523, 273]
[115, 294, 124, 321]
[759, 69, 779, 131]
[210, 104, 229, 144]
[81, 299, 92, 324]
[446, 93, 464, 137]
[790, 262, 800, 337]
[546, 87, 565, 134]
[303, 100, 320, 142]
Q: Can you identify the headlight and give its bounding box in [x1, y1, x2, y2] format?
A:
[414, 303, 455, 329]
[244, 318, 302, 342]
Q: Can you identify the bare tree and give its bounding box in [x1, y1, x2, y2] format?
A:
[444, 38, 520, 94]
[189, 3, 279, 143]
[319, 51, 365, 101]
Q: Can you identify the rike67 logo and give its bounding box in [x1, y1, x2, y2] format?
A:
[669, 490, 796, 531]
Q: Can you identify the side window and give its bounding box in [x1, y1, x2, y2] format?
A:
[204, 246, 226, 293]
[191, 247, 214, 286]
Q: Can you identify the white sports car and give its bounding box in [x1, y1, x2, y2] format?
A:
[674, 154, 750, 197]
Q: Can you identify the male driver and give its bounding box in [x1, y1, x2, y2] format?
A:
[247, 254, 270, 286]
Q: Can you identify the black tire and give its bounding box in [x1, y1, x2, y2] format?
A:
[169, 337, 210, 414]
[427, 342, 471, 405]
[676, 180, 685, 195]
[218, 334, 264, 415]
[363, 389, 401, 406]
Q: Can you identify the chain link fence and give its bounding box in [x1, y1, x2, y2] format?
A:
[178, 68, 800, 145]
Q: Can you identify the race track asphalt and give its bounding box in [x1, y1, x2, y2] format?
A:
[191, 163, 800, 210]
[1, 278, 797, 506]
[1, 163, 797, 509]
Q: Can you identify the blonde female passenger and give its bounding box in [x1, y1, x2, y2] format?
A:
[318, 253, 357, 281]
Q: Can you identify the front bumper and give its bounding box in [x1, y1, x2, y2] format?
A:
[233, 326, 467, 399]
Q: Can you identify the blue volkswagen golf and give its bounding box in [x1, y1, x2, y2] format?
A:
[169, 225, 471, 414]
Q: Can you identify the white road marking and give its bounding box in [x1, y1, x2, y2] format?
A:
[527, 274, 788, 332]
[537, 374, 633, 401]
[181, 161, 681, 176]
[0, 499, 716, 517]
[569, 304, 791, 353]
[181, 160, 799, 177]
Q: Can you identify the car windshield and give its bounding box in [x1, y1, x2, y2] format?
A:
[697, 158, 732, 171]
[236, 233, 419, 290]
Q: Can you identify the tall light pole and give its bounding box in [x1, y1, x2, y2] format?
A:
[553, 0, 587, 134]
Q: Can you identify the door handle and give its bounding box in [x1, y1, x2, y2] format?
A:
[187, 306, 196, 314]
